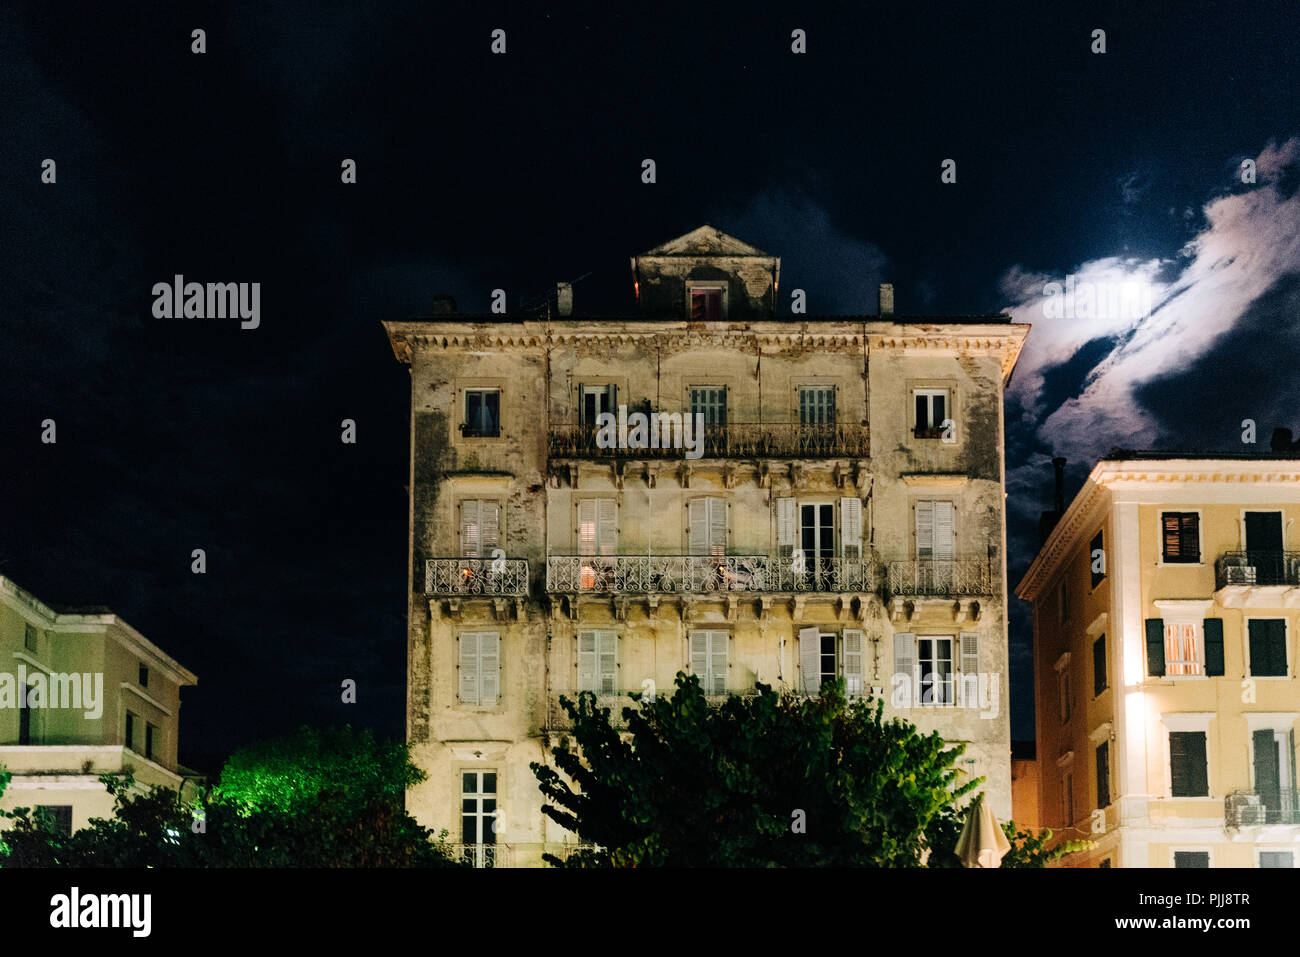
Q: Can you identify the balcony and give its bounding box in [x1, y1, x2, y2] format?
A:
[544, 554, 874, 595]
[547, 421, 869, 459]
[425, 558, 530, 597]
[1215, 551, 1300, 590]
[1225, 789, 1300, 828]
[449, 843, 513, 868]
[884, 557, 994, 598]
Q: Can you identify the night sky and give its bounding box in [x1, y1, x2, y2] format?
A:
[3, 1, 1297, 768]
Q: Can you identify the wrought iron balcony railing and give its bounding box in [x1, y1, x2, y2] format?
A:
[1215, 551, 1300, 590]
[545, 554, 874, 594]
[884, 557, 994, 598]
[425, 558, 530, 597]
[1225, 788, 1300, 827]
[449, 842, 512, 868]
[547, 421, 869, 459]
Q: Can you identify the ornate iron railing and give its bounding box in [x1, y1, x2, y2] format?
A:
[1215, 551, 1300, 590]
[547, 421, 869, 459]
[884, 557, 994, 597]
[425, 558, 530, 596]
[545, 554, 873, 594]
[1225, 788, 1300, 827]
[449, 842, 512, 868]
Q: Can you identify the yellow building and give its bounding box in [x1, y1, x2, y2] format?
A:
[0, 576, 199, 835]
[1017, 453, 1300, 867]
[385, 225, 1028, 866]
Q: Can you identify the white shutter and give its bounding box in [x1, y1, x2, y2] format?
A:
[893, 633, 916, 687]
[709, 498, 727, 556]
[481, 502, 500, 553]
[840, 497, 862, 558]
[690, 631, 709, 683]
[960, 632, 979, 674]
[461, 501, 480, 557]
[597, 499, 618, 555]
[843, 629, 864, 696]
[578, 632, 597, 692]
[799, 626, 820, 694]
[915, 502, 933, 559]
[688, 499, 708, 555]
[598, 631, 617, 693]
[710, 632, 727, 694]
[479, 632, 500, 704]
[578, 499, 597, 556]
[934, 502, 955, 561]
[460, 632, 480, 704]
[777, 497, 797, 552]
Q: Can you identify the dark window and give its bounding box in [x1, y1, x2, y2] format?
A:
[125, 711, 136, 751]
[798, 387, 836, 426]
[1174, 851, 1210, 868]
[913, 390, 948, 437]
[1248, 619, 1288, 677]
[1093, 634, 1108, 696]
[1253, 729, 1281, 814]
[35, 805, 73, 837]
[1161, 512, 1200, 563]
[1245, 512, 1285, 583]
[1090, 530, 1106, 588]
[1169, 731, 1209, 797]
[1096, 742, 1111, 808]
[689, 287, 723, 321]
[463, 389, 500, 437]
[819, 634, 837, 687]
[461, 770, 498, 848]
[139, 664, 149, 688]
[690, 387, 727, 427]
[24, 624, 38, 652]
[579, 384, 616, 427]
[146, 723, 157, 760]
[18, 684, 34, 744]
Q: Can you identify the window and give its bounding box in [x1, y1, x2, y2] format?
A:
[1161, 512, 1200, 563]
[577, 499, 617, 557]
[689, 286, 723, 321]
[1061, 771, 1074, 826]
[19, 684, 35, 744]
[124, 711, 136, 750]
[459, 500, 500, 558]
[1244, 511, 1285, 584]
[915, 501, 956, 590]
[1096, 742, 1111, 808]
[1169, 731, 1209, 797]
[35, 806, 73, 837]
[579, 384, 616, 426]
[1093, 635, 1108, 696]
[461, 770, 498, 856]
[1090, 530, 1106, 588]
[689, 387, 726, 427]
[688, 498, 727, 556]
[912, 388, 950, 438]
[1174, 851, 1210, 868]
[1248, 619, 1288, 677]
[917, 636, 955, 705]
[799, 628, 864, 695]
[1260, 851, 1295, 868]
[1058, 580, 1070, 624]
[1058, 668, 1072, 723]
[1251, 728, 1293, 818]
[24, 624, 38, 653]
[1164, 621, 1202, 676]
[578, 630, 618, 694]
[800, 503, 834, 582]
[463, 389, 500, 437]
[691, 631, 728, 695]
[139, 664, 149, 688]
[145, 723, 157, 760]
[458, 632, 500, 706]
[798, 386, 836, 426]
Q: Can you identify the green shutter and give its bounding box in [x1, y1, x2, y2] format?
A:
[1254, 729, 1281, 811]
[1249, 619, 1288, 677]
[1145, 618, 1165, 677]
[1203, 619, 1225, 676]
[1170, 731, 1208, 797]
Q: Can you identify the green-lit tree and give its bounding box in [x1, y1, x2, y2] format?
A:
[532, 673, 979, 867]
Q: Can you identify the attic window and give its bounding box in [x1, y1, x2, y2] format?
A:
[689, 287, 723, 321]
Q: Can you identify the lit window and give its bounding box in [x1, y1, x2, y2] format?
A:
[689, 287, 723, 321]
[461, 770, 498, 867]
[1161, 512, 1200, 563]
[918, 636, 954, 705]
[1165, 622, 1201, 676]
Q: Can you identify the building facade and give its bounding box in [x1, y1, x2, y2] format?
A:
[0, 576, 199, 835]
[1017, 454, 1300, 867]
[386, 225, 1027, 866]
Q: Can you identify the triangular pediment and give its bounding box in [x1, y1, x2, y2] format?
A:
[639, 225, 773, 258]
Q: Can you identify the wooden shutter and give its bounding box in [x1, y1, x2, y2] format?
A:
[460, 501, 481, 557]
[459, 632, 480, 704]
[843, 629, 864, 696]
[960, 633, 979, 674]
[597, 500, 617, 555]
[710, 633, 727, 694]
[798, 626, 820, 694]
[578, 632, 597, 692]
[777, 498, 797, 552]
[1145, 618, 1166, 677]
[598, 631, 617, 693]
[1254, 728, 1280, 810]
[709, 498, 727, 555]
[933, 502, 955, 561]
[689, 631, 709, 683]
[1169, 731, 1207, 797]
[481, 502, 500, 553]
[1181, 514, 1200, 561]
[605, 384, 617, 413]
[688, 499, 709, 555]
[915, 502, 934, 558]
[1203, 618, 1225, 676]
[840, 497, 862, 558]
[1250, 619, 1287, 676]
[893, 633, 916, 686]
[578, 499, 597, 556]
[479, 633, 500, 704]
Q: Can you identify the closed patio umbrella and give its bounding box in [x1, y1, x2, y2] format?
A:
[954, 793, 1011, 868]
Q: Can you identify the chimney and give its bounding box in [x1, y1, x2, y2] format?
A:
[1052, 457, 1067, 515]
[433, 294, 457, 315]
[556, 281, 573, 317]
[878, 283, 894, 316]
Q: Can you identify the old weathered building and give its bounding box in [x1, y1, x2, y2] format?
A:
[385, 225, 1027, 866]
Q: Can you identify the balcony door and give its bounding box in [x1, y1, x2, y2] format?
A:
[1252, 728, 1296, 822]
[800, 503, 834, 587]
[916, 501, 955, 591]
[1245, 511, 1285, 585]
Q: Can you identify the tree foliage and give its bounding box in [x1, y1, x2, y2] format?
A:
[532, 673, 979, 867]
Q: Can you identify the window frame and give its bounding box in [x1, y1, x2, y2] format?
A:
[462, 388, 501, 438]
[1093, 634, 1108, 697]
[1167, 729, 1211, 798]
[912, 387, 951, 439]
[458, 631, 502, 707]
[688, 385, 727, 428]
[460, 769, 499, 847]
[577, 629, 619, 694]
[796, 385, 837, 426]
[1246, 617, 1289, 678]
[1090, 529, 1106, 589]
[1158, 510, 1203, 565]
[687, 283, 727, 321]
[916, 635, 956, 707]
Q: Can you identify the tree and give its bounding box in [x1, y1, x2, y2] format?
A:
[532, 673, 978, 866]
